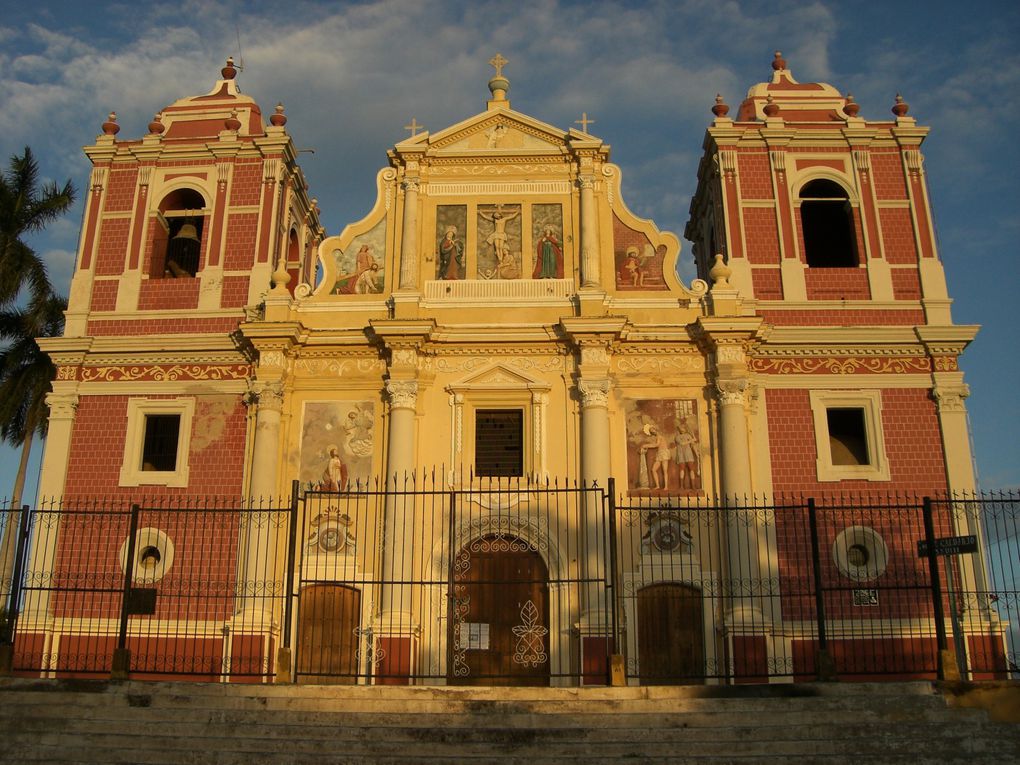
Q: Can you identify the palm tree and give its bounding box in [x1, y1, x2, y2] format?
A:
[0, 293, 66, 604]
[0, 146, 75, 307]
[0, 147, 75, 610]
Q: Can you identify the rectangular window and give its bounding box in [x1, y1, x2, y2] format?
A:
[826, 408, 869, 466]
[141, 414, 181, 472]
[809, 390, 889, 482]
[120, 398, 194, 487]
[475, 409, 524, 477]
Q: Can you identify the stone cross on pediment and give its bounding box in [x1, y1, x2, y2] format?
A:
[489, 53, 508, 78]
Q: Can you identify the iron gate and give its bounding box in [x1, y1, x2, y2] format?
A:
[292, 476, 613, 685]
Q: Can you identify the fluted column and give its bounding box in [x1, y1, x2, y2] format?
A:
[398, 179, 420, 289]
[248, 382, 284, 499]
[578, 174, 601, 287]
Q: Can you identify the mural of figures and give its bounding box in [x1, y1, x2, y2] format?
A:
[624, 399, 701, 494]
[532, 204, 565, 279]
[299, 402, 375, 491]
[332, 219, 386, 295]
[435, 205, 467, 280]
[477, 203, 522, 279]
[613, 214, 667, 290]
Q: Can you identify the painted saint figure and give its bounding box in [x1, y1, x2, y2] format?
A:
[318, 445, 349, 492]
[639, 424, 672, 491]
[438, 225, 465, 280]
[533, 226, 563, 279]
[674, 419, 699, 490]
[337, 244, 379, 294]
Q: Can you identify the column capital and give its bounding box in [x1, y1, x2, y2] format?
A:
[45, 392, 79, 420]
[247, 380, 284, 412]
[933, 383, 970, 413]
[401, 178, 420, 194]
[578, 378, 610, 409]
[385, 379, 418, 410]
[715, 378, 748, 407]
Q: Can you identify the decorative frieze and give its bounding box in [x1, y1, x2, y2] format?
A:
[79, 364, 250, 382]
[749, 356, 932, 375]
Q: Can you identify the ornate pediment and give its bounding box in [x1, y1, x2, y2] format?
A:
[422, 111, 570, 154]
[448, 362, 552, 392]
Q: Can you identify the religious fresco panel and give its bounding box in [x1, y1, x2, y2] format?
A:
[613, 213, 668, 290]
[332, 218, 386, 295]
[435, 205, 467, 280]
[477, 203, 522, 279]
[623, 399, 701, 495]
[299, 402, 375, 491]
[531, 204, 564, 279]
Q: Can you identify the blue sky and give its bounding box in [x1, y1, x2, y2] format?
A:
[0, 0, 1018, 498]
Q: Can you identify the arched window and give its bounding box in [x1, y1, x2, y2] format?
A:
[799, 179, 858, 267]
[153, 188, 206, 278]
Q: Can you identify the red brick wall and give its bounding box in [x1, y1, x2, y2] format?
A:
[103, 169, 138, 212]
[223, 213, 260, 270]
[751, 268, 783, 299]
[228, 161, 263, 206]
[137, 278, 201, 311]
[891, 268, 922, 300]
[759, 309, 925, 326]
[63, 394, 249, 499]
[880, 208, 919, 264]
[89, 279, 118, 311]
[94, 219, 130, 276]
[221, 276, 251, 308]
[765, 387, 947, 495]
[743, 208, 781, 264]
[804, 267, 871, 300]
[737, 152, 772, 198]
[871, 152, 908, 200]
[87, 316, 241, 336]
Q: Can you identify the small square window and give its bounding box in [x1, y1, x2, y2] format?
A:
[142, 414, 181, 472]
[809, 391, 889, 482]
[120, 399, 194, 487]
[475, 409, 524, 477]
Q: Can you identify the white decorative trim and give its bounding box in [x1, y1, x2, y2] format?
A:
[425, 181, 570, 196]
[808, 389, 890, 482]
[832, 526, 889, 582]
[423, 279, 574, 303]
[118, 398, 195, 488]
[119, 527, 176, 584]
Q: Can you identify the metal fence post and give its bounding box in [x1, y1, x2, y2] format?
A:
[807, 498, 836, 680]
[0, 505, 31, 674]
[275, 480, 301, 684]
[445, 488, 457, 682]
[112, 503, 142, 681]
[922, 496, 953, 680]
[607, 478, 625, 686]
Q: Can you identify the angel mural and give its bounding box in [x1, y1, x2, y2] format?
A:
[624, 399, 701, 494]
[613, 214, 668, 290]
[300, 402, 375, 492]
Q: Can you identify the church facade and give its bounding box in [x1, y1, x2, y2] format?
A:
[17, 53, 999, 685]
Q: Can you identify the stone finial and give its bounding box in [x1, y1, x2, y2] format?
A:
[843, 93, 860, 118]
[772, 50, 787, 71]
[222, 56, 238, 80]
[712, 94, 730, 118]
[272, 256, 291, 293]
[709, 254, 732, 288]
[891, 93, 909, 117]
[763, 94, 780, 117]
[101, 112, 120, 135]
[148, 113, 165, 135]
[270, 102, 287, 127]
[224, 110, 242, 131]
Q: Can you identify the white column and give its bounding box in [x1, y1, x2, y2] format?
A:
[577, 378, 611, 629]
[398, 179, 420, 290]
[380, 379, 418, 628]
[578, 175, 600, 288]
[237, 381, 285, 630]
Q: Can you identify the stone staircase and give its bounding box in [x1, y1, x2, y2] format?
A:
[0, 678, 1017, 764]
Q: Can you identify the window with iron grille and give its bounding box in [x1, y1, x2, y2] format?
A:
[475, 409, 524, 477]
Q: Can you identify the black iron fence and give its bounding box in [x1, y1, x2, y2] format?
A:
[0, 483, 1016, 686]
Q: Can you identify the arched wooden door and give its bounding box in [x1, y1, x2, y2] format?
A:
[637, 583, 704, 685]
[450, 537, 550, 686]
[297, 584, 361, 684]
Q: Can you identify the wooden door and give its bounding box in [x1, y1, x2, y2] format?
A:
[450, 537, 550, 686]
[297, 584, 361, 684]
[637, 583, 704, 685]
